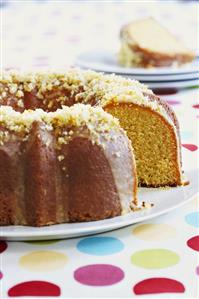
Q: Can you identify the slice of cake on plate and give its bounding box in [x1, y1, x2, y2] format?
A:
[118, 17, 196, 68]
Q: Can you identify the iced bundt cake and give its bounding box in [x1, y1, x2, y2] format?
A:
[0, 69, 184, 226]
[118, 18, 195, 68]
[0, 105, 137, 226]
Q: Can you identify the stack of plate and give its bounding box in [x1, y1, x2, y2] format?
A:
[76, 50, 199, 89]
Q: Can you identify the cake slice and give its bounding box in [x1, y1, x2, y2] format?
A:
[118, 17, 196, 68]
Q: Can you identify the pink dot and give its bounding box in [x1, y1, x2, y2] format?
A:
[72, 15, 82, 20]
[0, 241, 7, 254]
[66, 35, 80, 43]
[44, 31, 56, 36]
[133, 278, 185, 295]
[33, 56, 49, 67]
[8, 281, 61, 297]
[33, 62, 49, 67]
[5, 67, 20, 71]
[182, 144, 198, 152]
[52, 10, 61, 16]
[0, 271, 3, 280]
[35, 56, 49, 62]
[196, 266, 199, 275]
[187, 235, 199, 252]
[166, 100, 181, 106]
[74, 264, 124, 286]
[193, 104, 199, 109]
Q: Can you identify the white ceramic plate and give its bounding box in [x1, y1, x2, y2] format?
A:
[1, 169, 198, 241]
[122, 76, 199, 89]
[75, 50, 199, 77]
[119, 72, 199, 82]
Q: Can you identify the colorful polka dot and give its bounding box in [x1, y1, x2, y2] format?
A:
[132, 223, 176, 241]
[0, 241, 7, 254]
[74, 264, 124, 286]
[166, 100, 181, 106]
[185, 212, 199, 227]
[187, 86, 199, 90]
[133, 278, 185, 295]
[187, 235, 199, 252]
[33, 62, 49, 67]
[0, 1, 8, 8]
[67, 35, 80, 42]
[19, 251, 68, 272]
[196, 266, 199, 275]
[0, 271, 3, 280]
[77, 237, 124, 255]
[182, 144, 198, 151]
[44, 31, 56, 36]
[8, 281, 61, 297]
[35, 56, 49, 61]
[25, 240, 59, 245]
[131, 249, 180, 269]
[193, 104, 199, 109]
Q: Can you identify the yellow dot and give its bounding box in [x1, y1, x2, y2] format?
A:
[19, 250, 68, 272]
[132, 223, 176, 241]
[131, 249, 180, 269]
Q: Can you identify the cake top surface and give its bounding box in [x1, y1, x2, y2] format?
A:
[0, 68, 173, 124]
[0, 103, 119, 132]
[122, 17, 195, 56]
[0, 68, 150, 106]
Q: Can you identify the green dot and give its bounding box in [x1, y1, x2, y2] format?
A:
[131, 249, 180, 269]
[25, 240, 59, 245]
[186, 85, 199, 90]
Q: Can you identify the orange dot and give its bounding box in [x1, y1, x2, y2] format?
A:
[19, 250, 68, 272]
[132, 223, 176, 241]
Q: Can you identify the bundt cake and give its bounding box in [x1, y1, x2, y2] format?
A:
[0, 69, 184, 226]
[118, 17, 196, 68]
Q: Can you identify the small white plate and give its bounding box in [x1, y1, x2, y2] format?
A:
[120, 72, 199, 82]
[122, 76, 199, 89]
[1, 169, 198, 241]
[75, 50, 199, 76]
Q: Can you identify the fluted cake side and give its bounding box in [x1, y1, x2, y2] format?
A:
[0, 105, 137, 226]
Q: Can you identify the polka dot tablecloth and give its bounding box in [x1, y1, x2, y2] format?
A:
[0, 1, 199, 298]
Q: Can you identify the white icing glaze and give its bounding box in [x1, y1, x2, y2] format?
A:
[100, 130, 137, 213]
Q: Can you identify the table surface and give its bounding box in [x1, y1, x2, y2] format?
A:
[0, 1, 199, 298]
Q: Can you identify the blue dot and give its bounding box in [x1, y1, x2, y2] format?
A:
[77, 237, 124, 256]
[185, 212, 199, 228]
[0, 1, 9, 8]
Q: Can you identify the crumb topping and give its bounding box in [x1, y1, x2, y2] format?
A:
[0, 104, 120, 146]
[0, 68, 152, 110]
[0, 68, 171, 135]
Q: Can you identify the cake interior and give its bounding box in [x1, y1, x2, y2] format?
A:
[105, 103, 181, 187]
